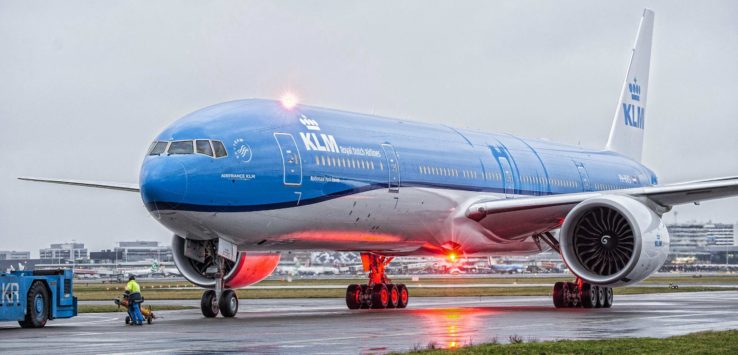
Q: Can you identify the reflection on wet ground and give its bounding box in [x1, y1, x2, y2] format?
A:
[2, 292, 738, 354]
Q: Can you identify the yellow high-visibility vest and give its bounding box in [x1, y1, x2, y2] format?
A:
[126, 280, 141, 293]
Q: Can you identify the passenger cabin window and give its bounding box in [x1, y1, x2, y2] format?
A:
[168, 141, 194, 155]
[196, 140, 214, 157]
[212, 141, 227, 158]
[148, 141, 168, 156]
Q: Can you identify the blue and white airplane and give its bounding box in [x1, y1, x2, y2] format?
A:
[22, 9, 738, 316]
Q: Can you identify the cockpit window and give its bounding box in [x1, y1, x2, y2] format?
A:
[168, 141, 194, 155]
[148, 141, 168, 156]
[148, 139, 226, 158]
[196, 140, 214, 157]
[212, 141, 227, 158]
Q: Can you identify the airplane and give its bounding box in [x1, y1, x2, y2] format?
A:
[120, 260, 181, 278]
[488, 262, 527, 274]
[277, 264, 342, 276]
[20, 9, 738, 317]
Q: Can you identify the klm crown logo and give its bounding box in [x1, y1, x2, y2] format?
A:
[628, 77, 641, 101]
[299, 114, 321, 131]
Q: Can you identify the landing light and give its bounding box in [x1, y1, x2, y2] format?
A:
[281, 93, 299, 109]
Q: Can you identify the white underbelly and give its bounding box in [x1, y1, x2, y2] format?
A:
[160, 187, 544, 256]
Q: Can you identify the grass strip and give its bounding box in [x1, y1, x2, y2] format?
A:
[402, 330, 738, 354]
[77, 304, 195, 313]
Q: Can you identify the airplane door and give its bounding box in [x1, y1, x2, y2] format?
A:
[575, 162, 591, 191]
[274, 133, 302, 186]
[499, 157, 514, 197]
[381, 143, 400, 192]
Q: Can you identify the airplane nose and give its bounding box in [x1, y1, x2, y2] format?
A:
[139, 158, 189, 212]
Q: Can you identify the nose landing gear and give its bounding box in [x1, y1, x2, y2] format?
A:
[346, 253, 409, 310]
[200, 255, 239, 318]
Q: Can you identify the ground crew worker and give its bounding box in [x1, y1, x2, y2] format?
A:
[125, 275, 144, 325]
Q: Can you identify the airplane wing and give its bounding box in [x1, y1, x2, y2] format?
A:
[636, 176, 738, 206]
[467, 176, 738, 221]
[18, 177, 139, 192]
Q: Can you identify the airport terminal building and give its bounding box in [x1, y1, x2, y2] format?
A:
[113, 241, 172, 262]
[0, 250, 31, 260]
[668, 223, 737, 252]
[666, 223, 738, 267]
[39, 242, 88, 261]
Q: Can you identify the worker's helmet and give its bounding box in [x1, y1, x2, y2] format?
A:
[129, 275, 136, 281]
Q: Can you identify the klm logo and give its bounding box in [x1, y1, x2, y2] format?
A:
[628, 78, 641, 101]
[297, 115, 339, 152]
[654, 234, 663, 247]
[623, 77, 645, 129]
[300, 132, 339, 153]
[299, 115, 321, 131]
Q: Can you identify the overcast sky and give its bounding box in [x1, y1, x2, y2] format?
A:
[1, 1, 737, 257]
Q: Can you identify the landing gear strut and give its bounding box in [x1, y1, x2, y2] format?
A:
[552, 279, 613, 309]
[346, 253, 409, 310]
[534, 232, 615, 309]
[200, 254, 239, 318]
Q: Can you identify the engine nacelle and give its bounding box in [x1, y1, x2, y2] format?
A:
[559, 195, 669, 287]
[172, 235, 280, 289]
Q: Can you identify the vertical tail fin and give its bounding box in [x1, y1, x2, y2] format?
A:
[605, 9, 654, 162]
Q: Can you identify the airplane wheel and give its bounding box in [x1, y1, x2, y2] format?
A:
[346, 284, 363, 310]
[594, 286, 604, 308]
[371, 284, 389, 309]
[564, 282, 579, 307]
[219, 289, 238, 318]
[552, 282, 566, 308]
[386, 284, 399, 309]
[359, 284, 370, 309]
[580, 283, 596, 308]
[602, 287, 614, 308]
[201, 290, 219, 318]
[397, 284, 409, 308]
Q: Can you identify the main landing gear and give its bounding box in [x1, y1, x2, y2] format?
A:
[552, 279, 613, 309]
[346, 253, 409, 310]
[200, 256, 239, 318]
[533, 232, 614, 309]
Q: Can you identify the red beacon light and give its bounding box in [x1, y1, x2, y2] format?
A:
[441, 241, 463, 263]
[280, 93, 299, 109]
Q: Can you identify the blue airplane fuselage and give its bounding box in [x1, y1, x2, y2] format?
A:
[139, 99, 657, 255]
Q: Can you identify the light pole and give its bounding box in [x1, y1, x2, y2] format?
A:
[726, 243, 729, 269]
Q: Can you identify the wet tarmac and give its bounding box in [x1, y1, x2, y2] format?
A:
[1, 291, 737, 354]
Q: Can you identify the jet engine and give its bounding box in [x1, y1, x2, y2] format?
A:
[171, 235, 280, 288]
[559, 195, 669, 287]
